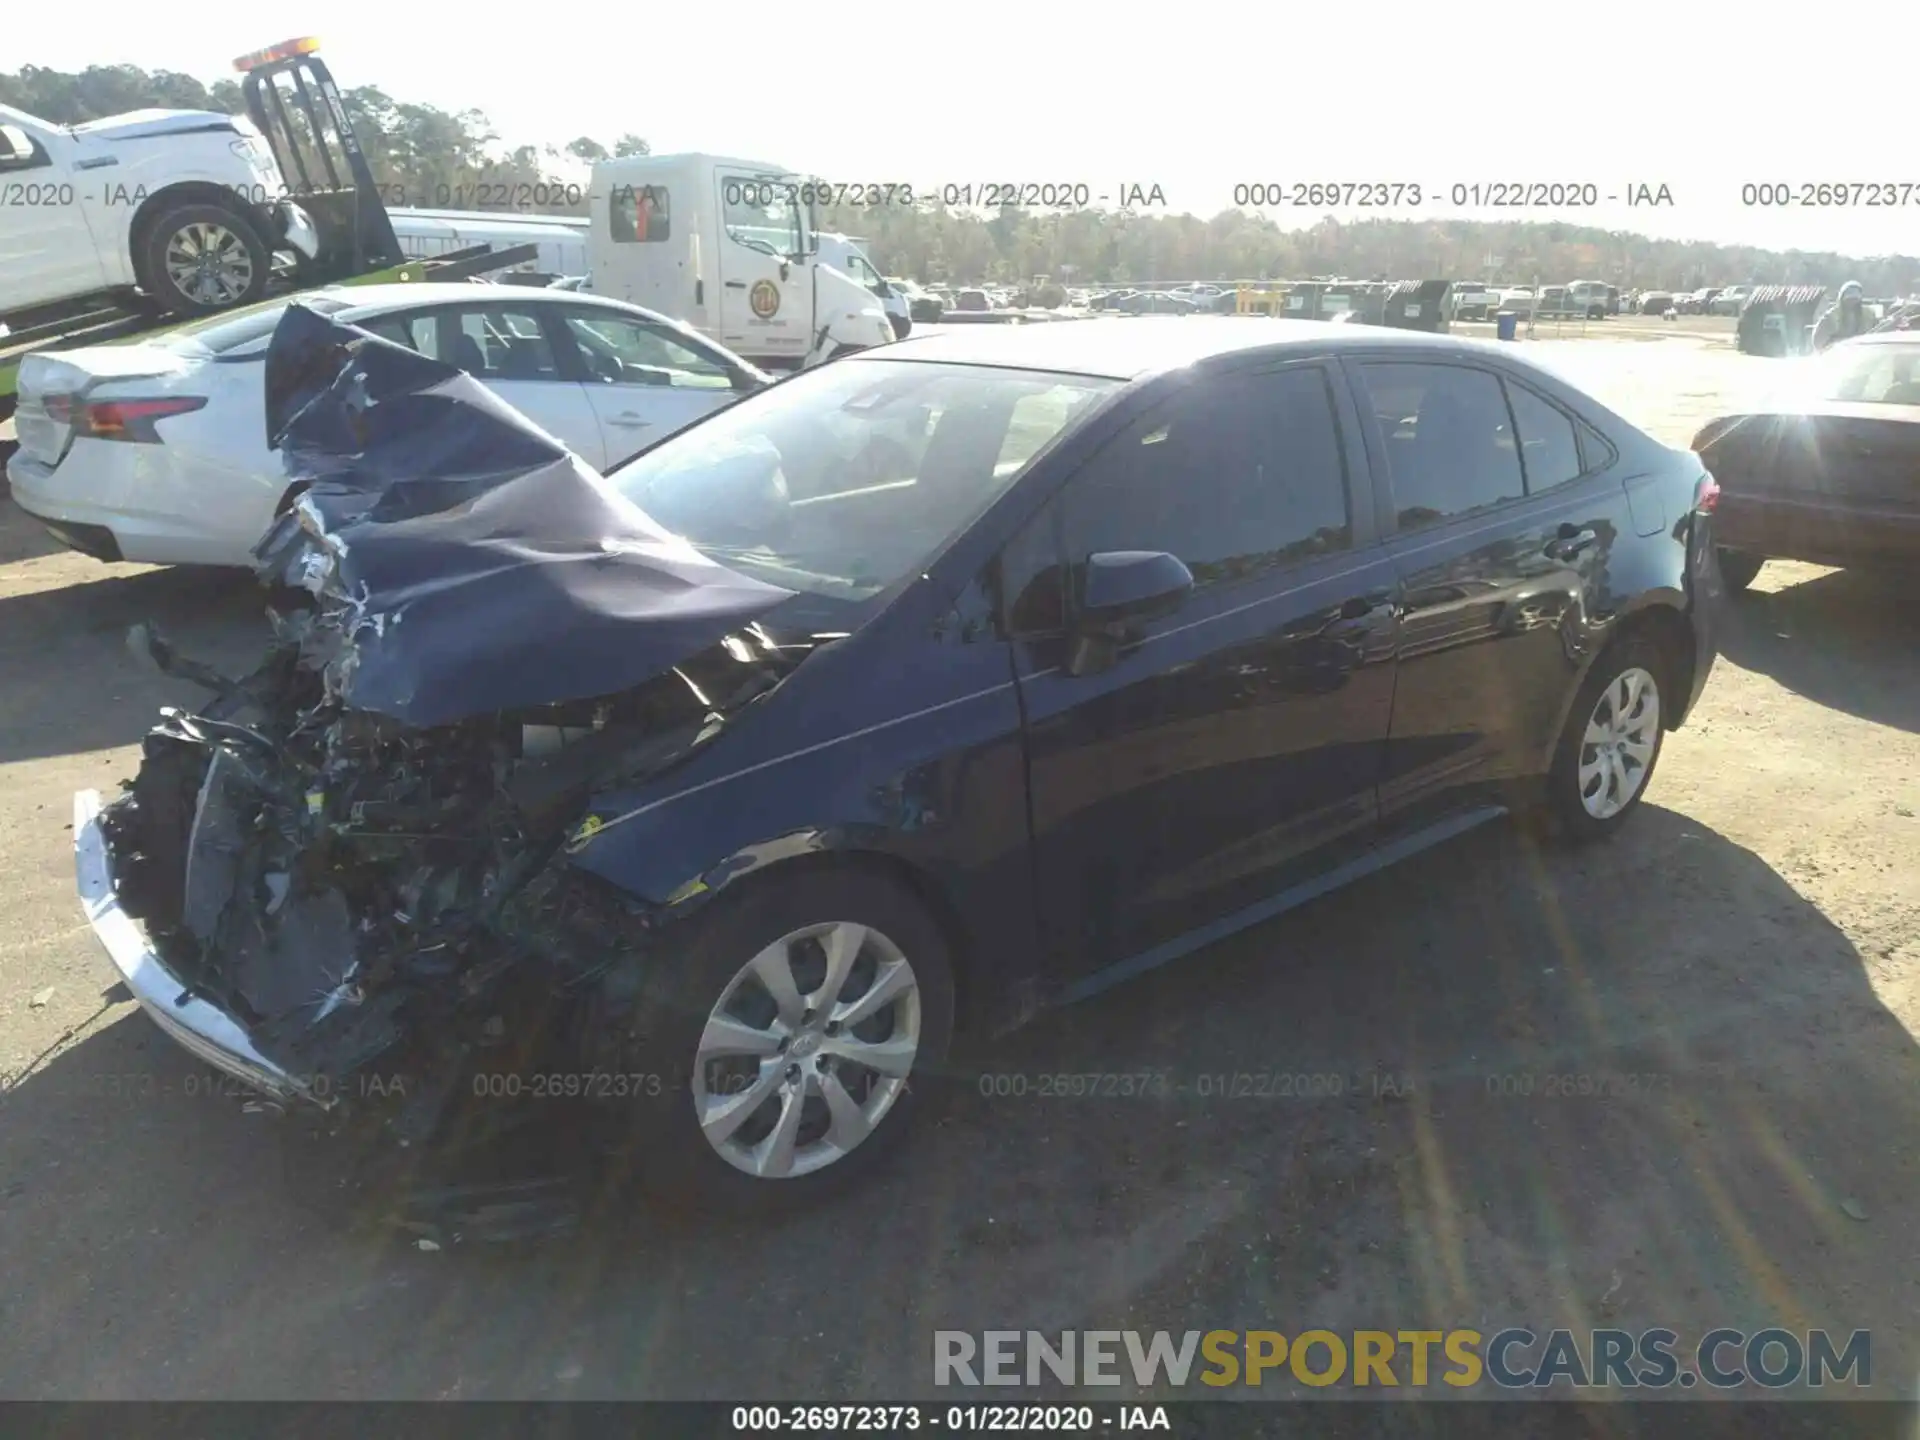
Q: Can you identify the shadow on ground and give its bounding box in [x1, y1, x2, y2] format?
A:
[1719, 566, 1920, 734]
[0, 553, 266, 764]
[2, 805, 1912, 1400]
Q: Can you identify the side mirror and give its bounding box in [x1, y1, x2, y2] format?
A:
[728, 365, 767, 393]
[0, 124, 33, 162]
[1067, 550, 1193, 675]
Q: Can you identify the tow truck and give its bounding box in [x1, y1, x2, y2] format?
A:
[2, 38, 535, 444]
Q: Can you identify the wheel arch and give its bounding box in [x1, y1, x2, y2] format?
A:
[637, 841, 987, 1035]
[1608, 600, 1698, 731]
[129, 184, 267, 288]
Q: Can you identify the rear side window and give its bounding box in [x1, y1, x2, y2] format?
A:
[356, 312, 440, 360]
[611, 183, 670, 243]
[446, 306, 560, 380]
[1357, 362, 1524, 530]
[1502, 381, 1584, 491]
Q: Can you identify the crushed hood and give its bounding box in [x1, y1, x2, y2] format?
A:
[68, 108, 241, 142]
[255, 303, 795, 729]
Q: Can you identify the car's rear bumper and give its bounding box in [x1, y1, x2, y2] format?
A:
[8, 449, 254, 567]
[1717, 493, 1920, 567]
[74, 788, 333, 1109]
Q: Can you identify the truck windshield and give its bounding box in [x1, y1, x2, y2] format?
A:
[608, 358, 1117, 603]
[723, 176, 806, 257]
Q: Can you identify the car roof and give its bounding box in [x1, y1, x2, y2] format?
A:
[324, 283, 641, 314]
[858, 315, 1531, 380]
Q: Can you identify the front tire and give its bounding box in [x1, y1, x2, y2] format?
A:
[1542, 635, 1667, 843]
[611, 865, 955, 1215]
[141, 202, 271, 318]
[1716, 548, 1764, 594]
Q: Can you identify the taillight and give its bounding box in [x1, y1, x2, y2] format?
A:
[1695, 473, 1721, 513]
[75, 397, 207, 443]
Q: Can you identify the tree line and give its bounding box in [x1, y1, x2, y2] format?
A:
[6, 61, 1915, 294]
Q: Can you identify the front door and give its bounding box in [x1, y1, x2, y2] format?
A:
[713, 168, 811, 364]
[550, 305, 741, 468]
[1005, 361, 1399, 986]
[1343, 357, 1629, 824]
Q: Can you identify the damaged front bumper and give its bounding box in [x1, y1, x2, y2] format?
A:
[75, 787, 333, 1108]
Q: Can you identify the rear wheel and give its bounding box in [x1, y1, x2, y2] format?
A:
[1717, 548, 1765, 594]
[141, 202, 271, 318]
[1542, 635, 1667, 843]
[608, 865, 955, 1215]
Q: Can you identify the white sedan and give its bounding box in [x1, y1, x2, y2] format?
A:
[7, 284, 766, 568]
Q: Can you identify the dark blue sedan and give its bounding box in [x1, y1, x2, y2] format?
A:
[79, 312, 1723, 1214]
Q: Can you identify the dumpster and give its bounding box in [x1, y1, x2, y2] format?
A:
[1737, 285, 1827, 356]
[1495, 311, 1519, 341]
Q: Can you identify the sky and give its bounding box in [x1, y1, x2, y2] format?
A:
[10, 0, 1914, 258]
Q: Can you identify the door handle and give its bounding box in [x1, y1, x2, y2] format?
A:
[1546, 527, 1598, 560]
[609, 413, 653, 428]
[725, 280, 747, 289]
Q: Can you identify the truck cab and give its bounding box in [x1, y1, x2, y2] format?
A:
[582, 154, 893, 369]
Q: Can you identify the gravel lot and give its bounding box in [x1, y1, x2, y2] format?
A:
[0, 324, 1915, 1402]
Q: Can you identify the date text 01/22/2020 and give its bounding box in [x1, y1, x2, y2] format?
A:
[730, 1405, 1170, 1432]
[1228, 181, 1676, 208]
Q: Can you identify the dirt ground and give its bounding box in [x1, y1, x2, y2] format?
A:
[0, 327, 1915, 1404]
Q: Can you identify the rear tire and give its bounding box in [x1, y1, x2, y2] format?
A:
[141, 201, 271, 318]
[1541, 634, 1668, 844]
[600, 864, 955, 1217]
[1717, 548, 1764, 594]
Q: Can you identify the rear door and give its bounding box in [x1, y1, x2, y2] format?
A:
[422, 301, 605, 466]
[1004, 360, 1399, 986]
[548, 305, 742, 468]
[1345, 356, 1631, 825]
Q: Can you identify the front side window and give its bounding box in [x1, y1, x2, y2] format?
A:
[609, 359, 1116, 603]
[562, 310, 733, 388]
[610, 183, 670, 243]
[1357, 362, 1526, 530]
[1060, 366, 1354, 588]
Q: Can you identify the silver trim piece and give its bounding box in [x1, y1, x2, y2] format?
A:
[73, 789, 331, 1108]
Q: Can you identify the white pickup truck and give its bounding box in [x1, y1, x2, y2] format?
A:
[0, 101, 317, 321]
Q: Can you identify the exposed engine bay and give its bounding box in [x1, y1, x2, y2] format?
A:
[93, 304, 812, 1143]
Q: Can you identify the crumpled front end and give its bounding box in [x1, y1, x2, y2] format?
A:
[78, 304, 809, 1128]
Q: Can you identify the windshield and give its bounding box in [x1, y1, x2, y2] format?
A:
[1800, 340, 1920, 406]
[158, 296, 357, 357]
[608, 359, 1118, 603]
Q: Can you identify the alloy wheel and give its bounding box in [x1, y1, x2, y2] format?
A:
[163, 221, 255, 307]
[693, 920, 921, 1179]
[1577, 666, 1661, 819]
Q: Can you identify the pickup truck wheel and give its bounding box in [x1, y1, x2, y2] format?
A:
[614, 866, 955, 1215]
[1716, 548, 1765, 594]
[142, 202, 271, 318]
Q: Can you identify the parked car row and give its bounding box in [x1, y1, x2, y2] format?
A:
[60, 301, 1731, 1214]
